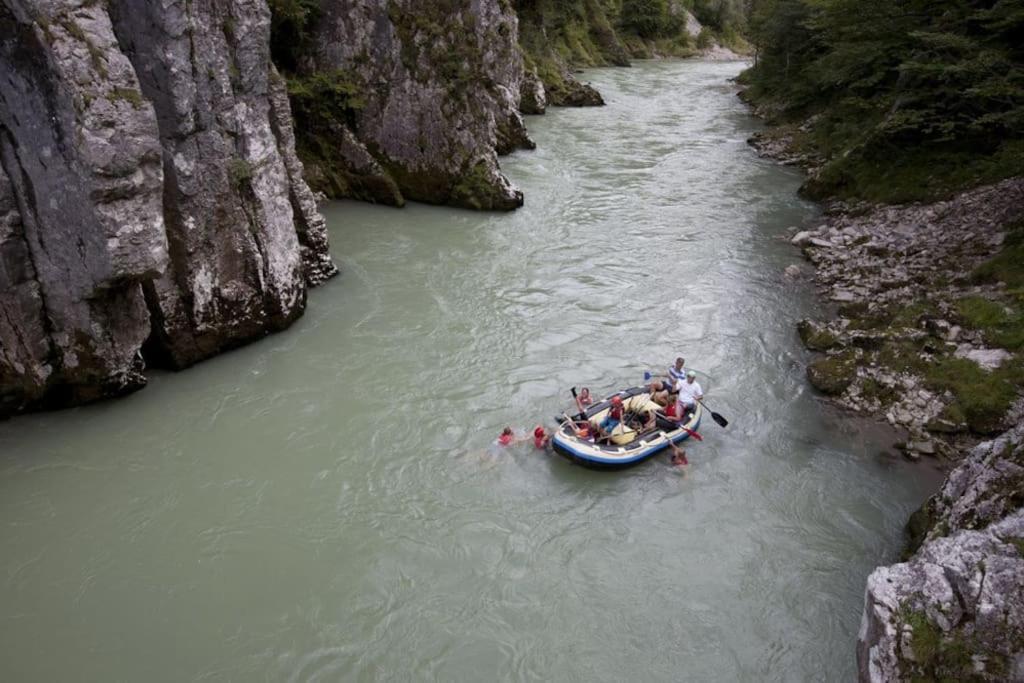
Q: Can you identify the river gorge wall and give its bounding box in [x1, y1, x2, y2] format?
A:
[1, 0, 740, 418]
[0, 0, 336, 417]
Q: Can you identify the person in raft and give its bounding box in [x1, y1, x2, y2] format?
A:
[647, 378, 674, 406]
[578, 387, 593, 407]
[675, 370, 703, 419]
[668, 357, 687, 389]
[566, 418, 595, 442]
[597, 395, 626, 442]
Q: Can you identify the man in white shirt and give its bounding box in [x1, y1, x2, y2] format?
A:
[675, 370, 703, 417]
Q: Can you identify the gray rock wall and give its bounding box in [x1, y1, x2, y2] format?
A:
[302, 0, 531, 210]
[0, 0, 335, 416]
[0, 0, 166, 412]
[858, 422, 1024, 682]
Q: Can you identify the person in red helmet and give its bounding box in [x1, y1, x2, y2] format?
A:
[597, 395, 625, 442]
[533, 425, 551, 449]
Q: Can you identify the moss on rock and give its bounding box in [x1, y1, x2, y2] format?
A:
[807, 349, 858, 395]
[797, 319, 838, 351]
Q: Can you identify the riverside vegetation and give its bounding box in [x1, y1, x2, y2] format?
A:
[740, 1, 1024, 679]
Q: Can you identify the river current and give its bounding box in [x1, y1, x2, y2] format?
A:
[0, 60, 941, 681]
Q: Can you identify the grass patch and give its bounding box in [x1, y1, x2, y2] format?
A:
[889, 302, 936, 330]
[227, 158, 253, 187]
[919, 356, 1023, 434]
[971, 218, 1024, 290]
[861, 377, 897, 406]
[955, 296, 1024, 351]
[109, 87, 144, 109]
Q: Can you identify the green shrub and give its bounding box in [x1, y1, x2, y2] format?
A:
[227, 158, 254, 187]
[743, 0, 1024, 204]
[109, 87, 144, 109]
[621, 0, 670, 39]
[268, 0, 321, 72]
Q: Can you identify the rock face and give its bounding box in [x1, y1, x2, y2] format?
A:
[0, 0, 335, 416]
[298, 0, 531, 210]
[858, 423, 1024, 682]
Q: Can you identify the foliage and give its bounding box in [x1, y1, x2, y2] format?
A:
[109, 87, 144, 110]
[227, 158, 254, 187]
[620, 0, 684, 38]
[743, 0, 1024, 202]
[286, 70, 364, 126]
[268, 0, 321, 72]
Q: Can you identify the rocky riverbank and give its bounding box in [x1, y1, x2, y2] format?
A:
[858, 422, 1024, 682]
[788, 178, 1024, 458]
[744, 84, 1024, 682]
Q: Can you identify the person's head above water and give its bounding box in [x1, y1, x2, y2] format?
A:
[533, 426, 546, 438]
[611, 395, 623, 406]
[675, 357, 685, 370]
[580, 387, 590, 397]
[686, 370, 696, 383]
[502, 427, 513, 436]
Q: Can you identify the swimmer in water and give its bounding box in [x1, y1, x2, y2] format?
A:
[497, 427, 516, 446]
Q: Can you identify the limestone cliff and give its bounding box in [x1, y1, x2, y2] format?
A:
[0, 0, 335, 417]
[284, 0, 532, 210]
[858, 422, 1024, 682]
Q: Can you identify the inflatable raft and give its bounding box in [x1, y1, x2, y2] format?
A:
[552, 386, 702, 470]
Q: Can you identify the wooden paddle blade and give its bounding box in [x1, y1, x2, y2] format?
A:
[711, 411, 728, 427]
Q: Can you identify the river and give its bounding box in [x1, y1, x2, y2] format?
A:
[0, 60, 941, 681]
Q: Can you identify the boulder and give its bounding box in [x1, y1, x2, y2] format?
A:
[954, 346, 1013, 371]
[858, 424, 1024, 682]
[797, 319, 838, 351]
[791, 230, 814, 246]
[520, 68, 547, 115]
[807, 350, 858, 395]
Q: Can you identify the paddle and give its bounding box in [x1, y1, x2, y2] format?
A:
[697, 399, 728, 428]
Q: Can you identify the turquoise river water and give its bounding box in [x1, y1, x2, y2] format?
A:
[0, 60, 942, 681]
